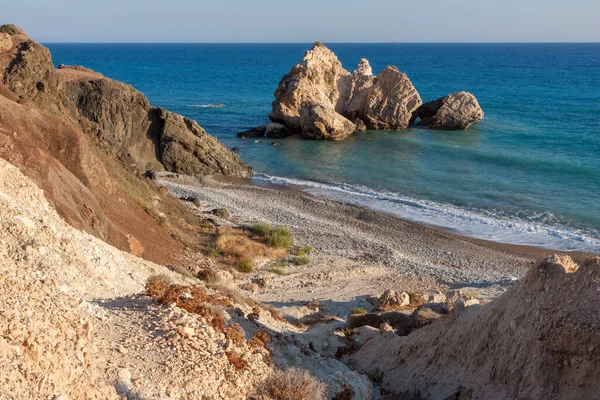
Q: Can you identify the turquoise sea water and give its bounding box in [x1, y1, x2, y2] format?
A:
[46, 43, 600, 252]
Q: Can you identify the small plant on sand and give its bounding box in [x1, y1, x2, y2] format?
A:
[341, 327, 358, 338]
[266, 227, 293, 248]
[350, 307, 368, 315]
[293, 255, 311, 266]
[237, 258, 254, 273]
[293, 245, 313, 256]
[268, 266, 286, 275]
[253, 368, 326, 400]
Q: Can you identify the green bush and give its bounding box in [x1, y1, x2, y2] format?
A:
[236, 258, 254, 273]
[350, 307, 367, 315]
[267, 227, 293, 248]
[204, 244, 223, 257]
[293, 256, 310, 266]
[293, 246, 313, 256]
[250, 223, 273, 236]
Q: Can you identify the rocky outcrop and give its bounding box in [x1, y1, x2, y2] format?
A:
[269, 43, 483, 140]
[0, 25, 250, 264]
[359, 66, 422, 130]
[271, 42, 356, 140]
[416, 91, 484, 130]
[158, 109, 252, 176]
[0, 24, 250, 178]
[344, 255, 600, 399]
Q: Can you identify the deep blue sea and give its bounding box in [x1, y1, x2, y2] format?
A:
[46, 43, 600, 252]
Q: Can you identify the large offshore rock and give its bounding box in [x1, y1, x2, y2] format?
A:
[271, 42, 355, 140]
[359, 66, 422, 130]
[417, 91, 484, 130]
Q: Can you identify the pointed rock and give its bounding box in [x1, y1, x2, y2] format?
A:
[344, 58, 376, 120]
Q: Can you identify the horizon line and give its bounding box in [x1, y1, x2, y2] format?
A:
[42, 41, 600, 45]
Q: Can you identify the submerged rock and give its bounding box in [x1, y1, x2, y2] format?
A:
[416, 91, 484, 130]
[265, 122, 293, 138]
[237, 125, 266, 138]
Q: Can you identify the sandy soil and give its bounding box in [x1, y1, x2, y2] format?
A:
[156, 173, 577, 317]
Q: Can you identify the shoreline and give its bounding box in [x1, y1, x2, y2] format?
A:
[158, 173, 590, 311]
[215, 174, 590, 264]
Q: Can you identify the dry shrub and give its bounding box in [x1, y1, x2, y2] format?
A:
[146, 275, 170, 298]
[225, 323, 246, 345]
[197, 268, 218, 282]
[254, 368, 326, 400]
[145, 276, 232, 331]
[250, 331, 271, 348]
[211, 315, 226, 331]
[216, 232, 275, 260]
[226, 351, 247, 371]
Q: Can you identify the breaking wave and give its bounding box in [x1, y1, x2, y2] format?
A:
[253, 173, 600, 253]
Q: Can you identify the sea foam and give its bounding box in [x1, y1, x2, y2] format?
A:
[253, 173, 600, 253]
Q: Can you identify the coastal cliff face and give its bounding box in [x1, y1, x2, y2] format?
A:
[268, 42, 483, 140]
[344, 255, 600, 399]
[0, 24, 249, 263]
[1, 24, 250, 177]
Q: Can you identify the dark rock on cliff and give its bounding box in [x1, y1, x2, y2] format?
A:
[0, 24, 251, 177]
[158, 109, 252, 176]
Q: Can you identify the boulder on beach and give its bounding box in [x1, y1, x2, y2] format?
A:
[416, 91, 484, 130]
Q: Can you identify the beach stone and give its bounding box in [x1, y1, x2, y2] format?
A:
[379, 289, 410, 309]
[416, 91, 484, 130]
[359, 66, 422, 130]
[428, 292, 447, 304]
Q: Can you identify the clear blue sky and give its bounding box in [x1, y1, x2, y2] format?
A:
[4, 0, 600, 43]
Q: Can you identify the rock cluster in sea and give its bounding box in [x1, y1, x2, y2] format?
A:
[240, 42, 484, 140]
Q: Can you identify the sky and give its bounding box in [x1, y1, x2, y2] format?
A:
[3, 0, 600, 43]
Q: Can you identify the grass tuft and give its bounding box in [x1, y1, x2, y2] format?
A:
[293, 246, 313, 256]
[293, 256, 311, 266]
[266, 227, 293, 248]
[350, 307, 368, 315]
[237, 258, 254, 273]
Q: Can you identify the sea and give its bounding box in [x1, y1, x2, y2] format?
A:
[46, 43, 600, 253]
